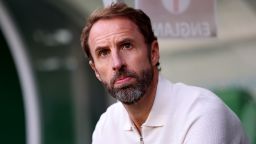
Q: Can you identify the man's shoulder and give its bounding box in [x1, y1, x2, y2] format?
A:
[159, 76, 230, 116]
[161, 78, 248, 143]
[92, 102, 125, 141]
[172, 81, 228, 113]
[97, 101, 124, 124]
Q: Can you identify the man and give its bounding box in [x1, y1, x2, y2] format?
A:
[80, 3, 249, 144]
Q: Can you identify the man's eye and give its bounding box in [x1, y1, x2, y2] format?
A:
[122, 42, 132, 49]
[98, 49, 109, 57]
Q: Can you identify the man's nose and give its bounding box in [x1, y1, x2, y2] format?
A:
[111, 52, 124, 71]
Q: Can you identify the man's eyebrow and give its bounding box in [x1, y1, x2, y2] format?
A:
[94, 46, 108, 53]
[93, 38, 134, 53]
[117, 38, 134, 46]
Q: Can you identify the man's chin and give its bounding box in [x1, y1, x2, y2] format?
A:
[120, 98, 142, 105]
[110, 86, 145, 104]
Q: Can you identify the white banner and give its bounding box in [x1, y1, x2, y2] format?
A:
[135, 0, 217, 38]
[103, 0, 124, 7]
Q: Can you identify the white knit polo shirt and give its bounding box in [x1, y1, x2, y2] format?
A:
[92, 75, 249, 144]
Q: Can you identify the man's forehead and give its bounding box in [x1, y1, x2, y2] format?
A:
[88, 17, 140, 46]
[90, 17, 138, 35]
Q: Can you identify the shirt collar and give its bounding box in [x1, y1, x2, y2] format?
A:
[122, 75, 172, 130]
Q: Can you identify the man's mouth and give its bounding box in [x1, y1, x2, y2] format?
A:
[114, 76, 134, 86]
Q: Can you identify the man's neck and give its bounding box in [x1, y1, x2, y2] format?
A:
[123, 71, 159, 134]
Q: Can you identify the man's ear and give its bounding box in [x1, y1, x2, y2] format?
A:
[151, 40, 160, 66]
[89, 60, 102, 81]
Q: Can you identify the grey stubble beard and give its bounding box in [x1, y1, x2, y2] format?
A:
[103, 66, 154, 105]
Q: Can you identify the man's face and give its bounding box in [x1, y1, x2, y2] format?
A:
[88, 17, 158, 104]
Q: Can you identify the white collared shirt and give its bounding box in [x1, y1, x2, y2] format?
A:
[92, 75, 249, 144]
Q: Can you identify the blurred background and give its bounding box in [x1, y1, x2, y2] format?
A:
[0, 0, 255, 144]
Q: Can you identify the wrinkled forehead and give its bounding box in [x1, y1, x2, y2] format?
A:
[90, 17, 139, 37]
[88, 17, 141, 46]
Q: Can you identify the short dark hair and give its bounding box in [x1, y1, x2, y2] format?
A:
[80, 2, 157, 60]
